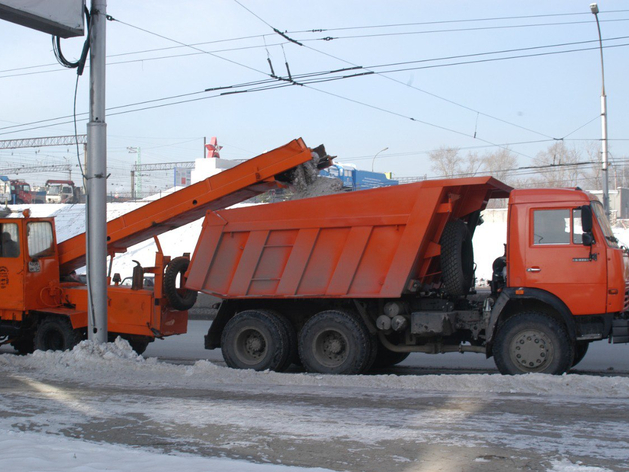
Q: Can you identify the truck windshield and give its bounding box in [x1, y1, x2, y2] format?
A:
[592, 201, 618, 248]
[47, 186, 61, 196]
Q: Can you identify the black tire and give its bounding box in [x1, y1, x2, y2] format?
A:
[11, 335, 35, 355]
[440, 219, 474, 297]
[362, 333, 379, 373]
[298, 310, 371, 375]
[261, 309, 298, 371]
[221, 310, 290, 371]
[372, 345, 410, 369]
[163, 257, 198, 311]
[34, 317, 83, 352]
[572, 341, 589, 367]
[493, 312, 573, 375]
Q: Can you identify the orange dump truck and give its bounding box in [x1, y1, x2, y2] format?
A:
[187, 176, 629, 375]
[0, 139, 331, 355]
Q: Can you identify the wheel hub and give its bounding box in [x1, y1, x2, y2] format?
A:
[511, 329, 552, 371]
[243, 332, 265, 359]
[316, 331, 347, 365]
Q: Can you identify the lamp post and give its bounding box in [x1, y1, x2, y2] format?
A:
[590, 3, 610, 214]
[371, 147, 389, 172]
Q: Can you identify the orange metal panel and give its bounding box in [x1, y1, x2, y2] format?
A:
[275, 229, 318, 296]
[58, 138, 316, 274]
[326, 226, 373, 296]
[229, 230, 269, 296]
[187, 177, 510, 300]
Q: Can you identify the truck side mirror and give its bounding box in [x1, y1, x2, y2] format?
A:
[581, 205, 593, 233]
[581, 205, 594, 246]
[582, 232, 594, 247]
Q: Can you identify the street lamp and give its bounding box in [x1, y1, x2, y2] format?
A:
[590, 3, 610, 214]
[371, 147, 389, 172]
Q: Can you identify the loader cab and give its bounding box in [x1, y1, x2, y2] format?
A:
[0, 217, 60, 312]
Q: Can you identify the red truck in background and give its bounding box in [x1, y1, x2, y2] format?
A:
[186, 176, 629, 375]
[3, 179, 43, 204]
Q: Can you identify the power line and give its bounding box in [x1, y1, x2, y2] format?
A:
[301, 18, 629, 43]
[287, 10, 629, 34]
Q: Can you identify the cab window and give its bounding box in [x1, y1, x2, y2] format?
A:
[27, 222, 54, 257]
[0, 223, 20, 258]
[533, 209, 570, 245]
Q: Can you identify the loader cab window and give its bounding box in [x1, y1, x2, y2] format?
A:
[0, 223, 20, 258]
[27, 222, 54, 258]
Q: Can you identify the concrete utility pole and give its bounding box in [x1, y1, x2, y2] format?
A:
[590, 3, 610, 215]
[86, 0, 108, 344]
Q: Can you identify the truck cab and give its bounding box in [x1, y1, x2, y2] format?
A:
[0, 216, 60, 313]
[45, 180, 77, 204]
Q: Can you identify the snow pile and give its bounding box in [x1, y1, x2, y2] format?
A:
[549, 460, 614, 472]
[3, 339, 629, 399]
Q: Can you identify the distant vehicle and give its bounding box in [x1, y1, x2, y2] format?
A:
[0, 176, 9, 204]
[319, 163, 398, 190]
[3, 179, 43, 204]
[45, 180, 81, 204]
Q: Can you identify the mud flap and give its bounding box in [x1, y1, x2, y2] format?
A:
[612, 318, 629, 343]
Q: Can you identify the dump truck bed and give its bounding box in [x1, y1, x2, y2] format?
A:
[58, 139, 320, 274]
[186, 176, 512, 299]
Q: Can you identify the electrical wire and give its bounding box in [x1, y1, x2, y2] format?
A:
[286, 10, 629, 34]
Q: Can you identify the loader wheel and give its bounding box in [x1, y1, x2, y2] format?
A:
[34, 317, 82, 352]
[493, 312, 573, 375]
[299, 310, 371, 375]
[11, 335, 35, 355]
[163, 257, 198, 311]
[440, 219, 474, 297]
[221, 310, 291, 372]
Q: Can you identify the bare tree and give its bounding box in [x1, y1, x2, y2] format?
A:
[482, 148, 518, 185]
[528, 142, 585, 188]
[429, 147, 482, 178]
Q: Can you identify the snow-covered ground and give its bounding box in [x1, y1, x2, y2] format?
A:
[3, 202, 629, 471]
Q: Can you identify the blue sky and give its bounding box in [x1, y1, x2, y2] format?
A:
[1, 1, 628, 192]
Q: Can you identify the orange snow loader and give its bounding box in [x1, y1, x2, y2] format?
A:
[0, 139, 333, 354]
[186, 177, 629, 375]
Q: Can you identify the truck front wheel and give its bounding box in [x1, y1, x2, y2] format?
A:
[34, 317, 82, 352]
[221, 310, 291, 372]
[493, 312, 573, 375]
[299, 310, 371, 375]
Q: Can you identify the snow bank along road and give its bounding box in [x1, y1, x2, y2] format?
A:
[2, 340, 629, 472]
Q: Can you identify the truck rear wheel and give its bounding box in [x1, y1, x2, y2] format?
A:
[34, 317, 82, 352]
[221, 310, 291, 372]
[299, 310, 371, 375]
[260, 309, 298, 371]
[493, 312, 573, 375]
[163, 257, 198, 311]
[440, 220, 474, 297]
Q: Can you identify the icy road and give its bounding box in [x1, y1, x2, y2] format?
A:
[2, 330, 629, 472]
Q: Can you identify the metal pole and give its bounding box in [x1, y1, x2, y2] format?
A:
[371, 147, 389, 172]
[86, 0, 108, 344]
[591, 3, 610, 214]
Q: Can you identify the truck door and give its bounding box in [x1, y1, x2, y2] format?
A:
[524, 207, 606, 315]
[0, 222, 25, 310]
